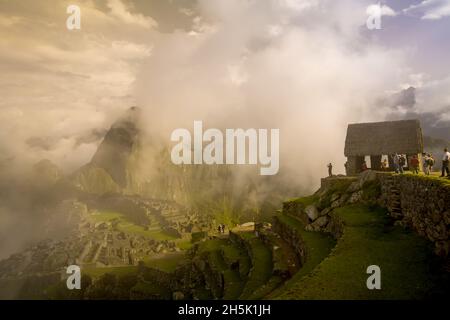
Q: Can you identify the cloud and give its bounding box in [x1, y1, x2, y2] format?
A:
[0, 0, 154, 171]
[134, 0, 409, 187]
[404, 0, 450, 20]
[414, 76, 450, 115]
[107, 0, 158, 28]
[366, 4, 397, 17]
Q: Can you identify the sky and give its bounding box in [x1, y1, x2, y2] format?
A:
[0, 0, 449, 177]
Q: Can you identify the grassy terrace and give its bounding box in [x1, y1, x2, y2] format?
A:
[83, 265, 138, 279]
[83, 252, 187, 278]
[400, 171, 450, 187]
[374, 170, 450, 187]
[222, 243, 251, 278]
[276, 204, 448, 299]
[268, 213, 336, 298]
[90, 211, 177, 241]
[285, 195, 318, 207]
[196, 238, 248, 299]
[238, 232, 273, 299]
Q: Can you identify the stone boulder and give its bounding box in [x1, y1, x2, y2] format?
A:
[313, 216, 329, 228]
[348, 191, 363, 204]
[305, 205, 319, 221]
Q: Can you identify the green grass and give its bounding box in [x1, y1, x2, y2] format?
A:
[83, 253, 186, 278]
[195, 238, 248, 299]
[117, 222, 177, 241]
[221, 241, 252, 279]
[90, 211, 123, 222]
[207, 249, 245, 299]
[249, 276, 284, 299]
[89, 210, 177, 241]
[197, 238, 228, 253]
[83, 265, 138, 279]
[276, 204, 448, 299]
[402, 171, 450, 187]
[268, 214, 336, 298]
[130, 280, 171, 299]
[222, 269, 245, 299]
[143, 253, 187, 273]
[175, 239, 193, 250]
[239, 233, 273, 299]
[285, 195, 318, 207]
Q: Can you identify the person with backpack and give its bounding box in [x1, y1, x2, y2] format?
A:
[398, 155, 406, 174]
[392, 153, 400, 173]
[423, 154, 429, 175]
[428, 154, 435, 174]
[410, 155, 420, 174]
[441, 148, 450, 177]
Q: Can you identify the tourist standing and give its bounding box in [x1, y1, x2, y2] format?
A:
[410, 155, 419, 174]
[361, 160, 368, 172]
[381, 159, 388, 171]
[441, 148, 450, 177]
[428, 154, 435, 174]
[393, 153, 400, 173]
[327, 163, 333, 177]
[398, 155, 405, 174]
[423, 154, 430, 175]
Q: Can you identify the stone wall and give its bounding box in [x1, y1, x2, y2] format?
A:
[378, 173, 450, 256]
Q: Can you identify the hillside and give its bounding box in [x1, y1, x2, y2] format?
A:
[3, 170, 448, 300]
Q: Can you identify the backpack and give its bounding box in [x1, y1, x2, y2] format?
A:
[428, 158, 435, 166]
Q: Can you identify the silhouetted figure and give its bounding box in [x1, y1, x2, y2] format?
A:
[327, 163, 333, 177]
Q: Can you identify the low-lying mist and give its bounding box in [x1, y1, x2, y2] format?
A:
[0, 0, 435, 260]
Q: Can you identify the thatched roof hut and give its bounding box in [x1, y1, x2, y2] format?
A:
[344, 119, 423, 156]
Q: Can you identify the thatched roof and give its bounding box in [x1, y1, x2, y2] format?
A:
[344, 119, 423, 156]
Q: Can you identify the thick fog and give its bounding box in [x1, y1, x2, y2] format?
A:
[1, 0, 449, 259]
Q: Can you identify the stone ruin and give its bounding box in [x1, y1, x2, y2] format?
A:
[344, 119, 424, 175]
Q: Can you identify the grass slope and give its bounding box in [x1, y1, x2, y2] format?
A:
[268, 214, 336, 298]
[90, 210, 177, 241]
[276, 204, 448, 299]
[239, 233, 273, 299]
[197, 238, 248, 299]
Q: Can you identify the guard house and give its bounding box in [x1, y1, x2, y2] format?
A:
[344, 119, 423, 175]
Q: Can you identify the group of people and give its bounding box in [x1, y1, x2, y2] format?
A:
[386, 148, 449, 177]
[334, 148, 450, 177]
[390, 153, 408, 174]
[217, 223, 226, 234]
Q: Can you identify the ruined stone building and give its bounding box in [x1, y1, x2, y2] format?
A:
[344, 119, 424, 175]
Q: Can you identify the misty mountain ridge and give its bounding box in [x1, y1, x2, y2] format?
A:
[381, 86, 449, 145]
[70, 106, 296, 225]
